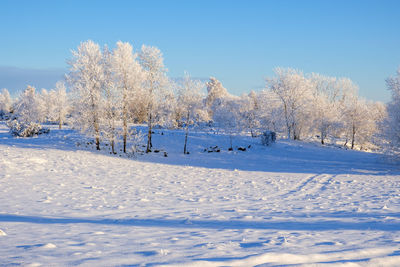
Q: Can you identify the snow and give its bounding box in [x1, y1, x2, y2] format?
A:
[0, 122, 400, 266]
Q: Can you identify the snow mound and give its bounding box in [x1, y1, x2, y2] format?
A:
[41, 243, 57, 249]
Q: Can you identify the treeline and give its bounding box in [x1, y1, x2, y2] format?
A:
[0, 40, 398, 154]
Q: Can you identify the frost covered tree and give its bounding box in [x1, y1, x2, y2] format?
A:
[101, 46, 120, 154]
[38, 88, 51, 123]
[156, 82, 178, 129]
[67, 40, 104, 150]
[52, 81, 69, 129]
[13, 85, 42, 124]
[257, 89, 284, 133]
[386, 67, 400, 152]
[266, 68, 313, 140]
[341, 90, 373, 150]
[238, 91, 260, 137]
[309, 74, 349, 144]
[112, 41, 145, 153]
[0, 88, 12, 118]
[205, 77, 229, 119]
[177, 72, 205, 154]
[139, 45, 168, 153]
[212, 98, 240, 150]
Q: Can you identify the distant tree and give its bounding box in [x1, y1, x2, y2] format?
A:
[0, 88, 12, 118]
[53, 81, 69, 129]
[212, 98, 240, 150]
[257, 89, 284, 133]
[139, 45, 168, 153]
[101, 46, 120, 154]
[112, 41, 145, 153]
[38, 88, 51, 123]
[205, 77, 229, 119]
[156, 81, 178, 129]
[67, 40, 104, 150]
[13, 85, 42, 124]
[266, 67, 313, 140]
[238, 91, 260, 137]
[309, 74, 350, 144]
[386, 67, 400, 152]
[177, 72, 205, 154]
[342, 91, 372, 149]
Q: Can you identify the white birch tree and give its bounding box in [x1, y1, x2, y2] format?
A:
[52, 81, 69, 129]
[266, 67, 313, 140]
[67, 40, 104, 150]
[139, 45, 168, 153]
[112, 41, 145, 153]
[177, 72, 205, 154]
[386, 67, 400, 152]
[13, 85, 42, 124]
[0, 88, 12, 118]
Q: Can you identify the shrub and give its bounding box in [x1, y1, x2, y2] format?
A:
[261, 131, 276, 146]
[6, 119, 50, 137]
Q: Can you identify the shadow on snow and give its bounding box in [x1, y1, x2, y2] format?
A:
[1, 213, 400, 232]
[0, 122, 398, 176]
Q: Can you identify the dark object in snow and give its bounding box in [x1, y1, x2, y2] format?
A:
[238, 147, 246, 151]
[248, 145, 251, 148]
[228, 147, 233, 151]
[154, 150, 160, 153]
[164, 152, 168, 157]
[261, 131, 276, 146]
[7, 120, 50, 137]
[205, 146, 221, 153]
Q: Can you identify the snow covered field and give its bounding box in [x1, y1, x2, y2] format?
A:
[1, 122, 400, 266]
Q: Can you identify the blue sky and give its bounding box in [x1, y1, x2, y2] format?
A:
[1, 0, 399, 102]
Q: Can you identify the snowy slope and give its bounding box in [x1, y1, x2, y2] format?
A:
[0, 122, 400, 266]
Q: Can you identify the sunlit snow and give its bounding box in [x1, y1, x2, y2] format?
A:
[0, 122, 399, 266]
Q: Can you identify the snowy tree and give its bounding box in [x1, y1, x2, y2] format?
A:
[177, 72, 205, 154]
[238, 91, 261, 137]
[342, 91, 371, 149]
[257, 89, 284, 134]
[309, 74, 349, 144]
[385, 67, 400, 152]
[156, 81, 178, 129]
[205, 77, 229, 119]
[38, 88, 51, 123]
[52, 81, 69, 129]
[112, 41, 145, 153]
[266, 67, 313, 140]
[101, 46, 120, 154]
[13, 85, 42, 124]
[67, 40, 104, 150]
[139, 45, 168, 153]
[212, 98, 240, 150]
[0, 88, 12, 118]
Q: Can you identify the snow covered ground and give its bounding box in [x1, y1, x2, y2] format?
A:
[0, 122, 400, 266]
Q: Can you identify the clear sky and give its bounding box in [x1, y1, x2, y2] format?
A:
[1, 0, 399, 102]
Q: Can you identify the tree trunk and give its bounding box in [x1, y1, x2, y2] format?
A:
[184, 128, 189, 154]
[59, 119, 62, 129]
[111, 140, 115, 154]
[95, 137, 100, 150]
[351, 124, 355, 149]
[183, 111, 190, 154]
[122, 89, 128, 153]
[123, 115, 127, 153]
[321, 130, 324, 145]
[146, 113, 152, 153]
